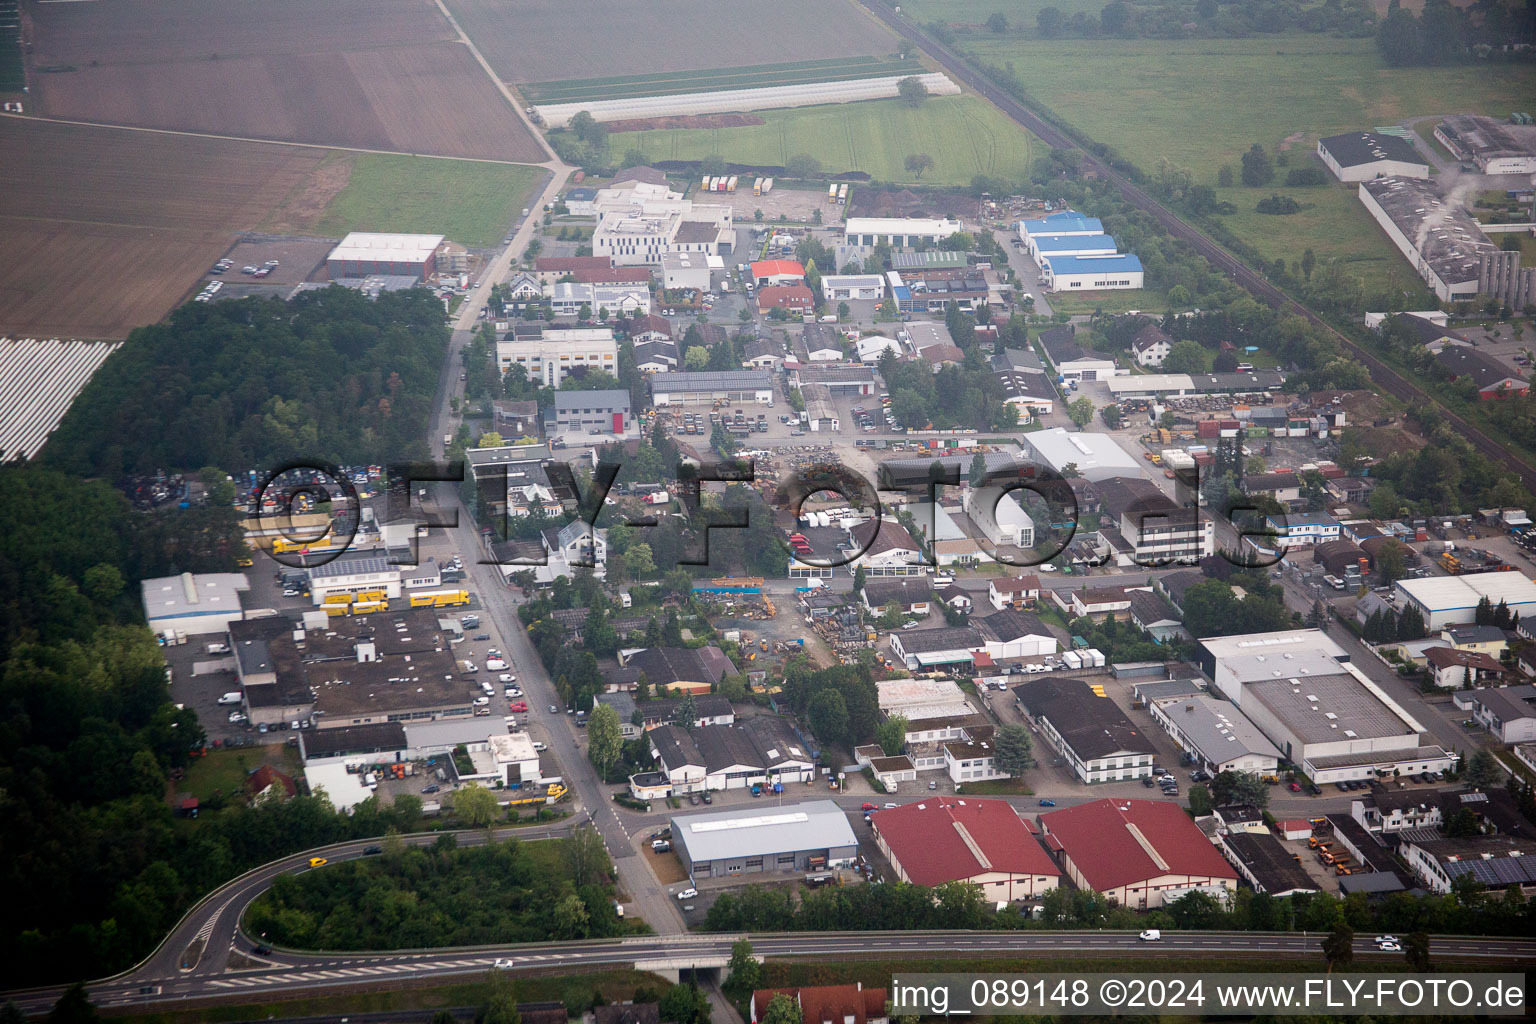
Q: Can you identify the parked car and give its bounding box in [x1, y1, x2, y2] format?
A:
[676, 888, 698, 901]
[1038, 799, 1056, 807]
[532, 741, 546, 752]
[509, 701, 528, 712]
[861, 802, 877, 811]
[421, 784, 440, 794]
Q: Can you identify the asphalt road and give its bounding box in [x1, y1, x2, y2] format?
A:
[11, 926, 1531, 1016]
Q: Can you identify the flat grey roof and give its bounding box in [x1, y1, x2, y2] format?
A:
[1319, 131, 1426, 169]
[308, 554, 398, 580]
[1361, 176, 1492, 287]
[1246, 673, 1417, 744]
[670, 799, 856, 862]
[1155, 695, 1281, 762]
[650, 371, 772, 392]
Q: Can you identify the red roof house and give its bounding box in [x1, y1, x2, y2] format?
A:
[757, 285, 814, 314]
[247, 764, 299, 801]
[751, 985, 888, 1024]
[1038, 798, 1238, 909]
[874, 797, 1061, 901]
[750, 259, 806, 286]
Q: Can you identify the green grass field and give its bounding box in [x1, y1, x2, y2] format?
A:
[283, 154, 544, 249]
[1214, 184, 1434, 300]
[622, 95, 1039, 185]
[526, 56, 925, 104]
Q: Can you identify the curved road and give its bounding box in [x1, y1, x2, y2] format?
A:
[858, 1, 1536, 493]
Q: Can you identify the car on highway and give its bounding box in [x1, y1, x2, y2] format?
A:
[1038, 799, 1056, 807]
[308, 857, 328, 868]
[363, 846, 382, 855]
[252, 945, 272, 955]
[1373, 935, 1397, 946]
[676, 888, 698, 900]
[494, 958, 515, 969]
[1377, 941, 1402, 952]
[1139, 929, 1161, 941]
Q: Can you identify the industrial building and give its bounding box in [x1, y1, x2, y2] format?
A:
[1019, 211, 1104, 256]
[750, 260, 806, 287]
[496, 325, 617, 387]
[963, 485, 1036, 550]
[648, 370, 774, 406]
[791, 364, 877, 395]
[1029, 233, 1119, 269]
[668, 800, 858, 879]
[756, 285, 815, 314]
[820, 274, 886, 300]
[305, 553, 406, 605]
[1038, 798, 1239, 910]
[889, 626, 984, 670]
[1316, 131, 1430, 182]
[141, 572, 251, 638]
[1037, 326, 1116, 381]
[1217, 831, 1319, 897]
[1398, 831, 1536, 895]
[1014, 677, 1155, 784]
[1394, 572, 1536, 630]
[1041, 252, 1145, 293]
[1198, 630, 1456, 783]
[843, 217, 963, 247]
[640, 715, 814, 796]
[326, 233, 444, 280]
[800, 383, 838, 433]
[1019, 428, 1141, 482]
[1358, 176, 1533, 308]
[1148, 694, 1281, 775]
[660, 253, 713, 291]
[465, 445, 563, 519]
[548, 389, 634, 439]
[1432, 343, 1530, 400]
[591, 183, 734, 266]
[873, 797, 1061, 901]
[1435, 114, 1536, 175]
[546, 282, 651, 318]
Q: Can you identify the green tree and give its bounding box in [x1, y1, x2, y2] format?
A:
[837, 301, 850, 321]
[453, 783, 500, 828]
[992, 723, 1034, 776]
[876, 714, 909, 756]
[985, 11, 1008, 32]
[587, 704, 623, 779]
[897, 76, 929, 107]
[1467, 749, 1503, 788]
[726, 937, 762, 993]
[1300, 247, 1316, 281]
[1217, 164, 1234, 187]
[760, 993, 802, 1024]
[1240, 144, 1275, 187]
[1037, 6, 1065, 36]
[1211, 770, 1269, 809]
[563, 826, 608, 888]
[1067, 396, 1095, 430]
[1374, 539, 1408, 582]
[904, 153, 935, 179]
[1188, 783, 1213, 816]
[81, 562, 126, 605]
[625, 542, 656, 579]
[807, 689, 850, 746]
[785, 153, 821, 179]
[478, 432, 505, 448]
[477, 969, 522, 1024]
[1163, 339, 1208, 374]
[1100, 404, 1124, 429]
[684, 346, 710, 370]
[1322, 923, 1354, 972]
[675, 692, 699, 730]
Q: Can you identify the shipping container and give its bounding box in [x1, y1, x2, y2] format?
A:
[762, 177, 774, 193]
[837, 183, 849, 204]
[828, 184, 839, 203]
[727, 175, 739, 193]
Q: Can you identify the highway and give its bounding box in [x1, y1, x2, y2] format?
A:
[856, 0, 1536, 495]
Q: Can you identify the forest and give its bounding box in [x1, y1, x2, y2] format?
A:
[244, 831, 624, 949]
[43, 287, 450, 477]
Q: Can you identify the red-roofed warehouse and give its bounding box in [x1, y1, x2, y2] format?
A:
[873, 797, 1060, 901]
[1038, 798, 1238, 909]
[751, 259, 807, 287]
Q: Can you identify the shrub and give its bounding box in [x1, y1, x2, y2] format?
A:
[1256, 194, 1302, 215]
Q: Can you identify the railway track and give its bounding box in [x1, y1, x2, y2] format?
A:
[862, 0, 1536, 492]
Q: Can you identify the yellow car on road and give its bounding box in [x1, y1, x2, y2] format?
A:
[307, 857, 328, 868]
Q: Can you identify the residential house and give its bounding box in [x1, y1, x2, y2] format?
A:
[1424, 646, 1506, 689]
[846, 518, 926, 577]
[1131, 324, 1173, 368]
[1128, 590, 1187, 642]
[622, 645, 734, 696]
[862, 578, 933, 616]
[988, 576, 1042, 610]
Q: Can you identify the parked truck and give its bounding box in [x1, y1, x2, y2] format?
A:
[727, 175, 739, 193]
[1061, 650, 1083, 670]
[761, 177, 774, 193]
[408, 588, 471, 608]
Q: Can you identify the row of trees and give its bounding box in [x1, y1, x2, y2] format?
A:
[1377, 0, 1536, 67]
[1029, 0, 1380, 40]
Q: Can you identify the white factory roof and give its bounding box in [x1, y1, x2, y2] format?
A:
[1200, 629, 1347, 663]
[878, 677, 968, 709]
[670, 799, 856, 862]
[1396, 572, 1536, 611]
[303, 762, 378, 812]
[141, 572, 250, 624]
[1107, 374, 1196, 395]
[1020, 428, 1141, 478]
[1155, 694, 1282, 762]
[329, 232, 445, 262]
[844, 217, 963, 236]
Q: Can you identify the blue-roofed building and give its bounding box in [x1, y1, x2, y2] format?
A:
[1040, 253, 1144, 293]
[1020, 210, 1104, 242]
[1030, 233, 1119, 267]
[885, 271, 918, 313]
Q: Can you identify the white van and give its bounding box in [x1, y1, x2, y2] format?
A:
[216, 692, 243, 706]
[1139, 929, 1161, 941]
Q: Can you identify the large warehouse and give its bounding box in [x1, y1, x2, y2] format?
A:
[1198, 629, 1455, 783]
[1357, 177, 1493, 303]
[1038, 798, 1238, 910]
[649, 370, 774, 406]
[1019, 428, 1142, 481]
[1041, 253, 1144, 293]
[327, 233, 445, 280]
[1435, 114, 1536, 175]
[1029, 233, 1118, 269]
[669, 800, 858, 880]
[141, 572, 250, 638]
[844, 217, 963, 247]
[1393, 571, 1536, 630]
[874, 797, 1061, 902]
[1316, 131, 1430, 182]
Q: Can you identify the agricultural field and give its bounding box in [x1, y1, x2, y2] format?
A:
[446, 0, 896, 84]
[0, 119, 327, 340]
[622, 95, 1040, 187]
[27, 0, 545, 163]
[526, 57, 927, 105]
[263, 153, 545, 249]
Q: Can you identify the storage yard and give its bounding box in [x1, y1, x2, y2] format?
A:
[445, 0, 896, 84]
[0, 119, 330, 340]
[27, 0, 545, 163]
